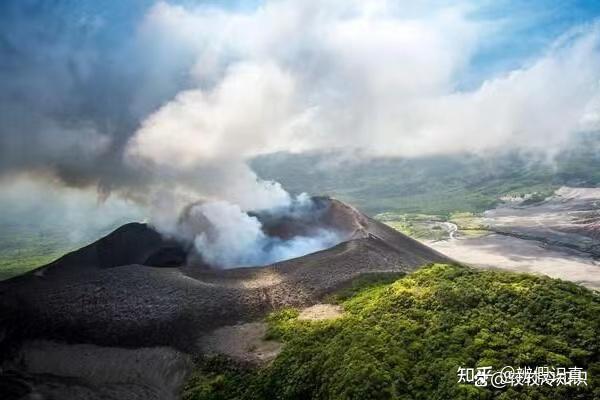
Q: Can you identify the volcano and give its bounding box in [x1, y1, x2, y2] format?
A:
[0, 197, 451, 399]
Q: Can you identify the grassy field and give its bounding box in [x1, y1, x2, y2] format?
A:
[0, 225, 76, 280]
[374, 211, 491, 241]
[183, 264, 600, 400]
[374, 212, 450, 240]
[0, 221, 126, 280]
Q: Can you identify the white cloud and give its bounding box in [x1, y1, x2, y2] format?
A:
[127, 61, 297, 167]
[125, 0, 600, 208]
[0, 174, 144, 243]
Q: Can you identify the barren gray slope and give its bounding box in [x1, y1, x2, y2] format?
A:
[0, 199, 451, 352]
[484, 187, 600, 256]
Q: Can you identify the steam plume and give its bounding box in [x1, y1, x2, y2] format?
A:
[1, 1, 600, 245]
[182, 198, 342, 268]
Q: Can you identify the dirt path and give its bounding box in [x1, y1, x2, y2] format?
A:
[298, 304, 343, 320]
[199, 322, 282, 364]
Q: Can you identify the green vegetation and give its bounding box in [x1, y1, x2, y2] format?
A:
[448, 212, 487, 231]
[520, 189, 556, 206]
[323, 272, 407, 303]
[0, 221, 124, 280]
[374, 212, 489, 241]
[0, 225, 76, 280]
[184, 264, 600, 400]
[375, 213, 450, 240]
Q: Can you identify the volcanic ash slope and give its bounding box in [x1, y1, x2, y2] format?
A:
[0, 198, 451, 398]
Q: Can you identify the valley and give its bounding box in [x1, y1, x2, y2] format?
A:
[377, 187, 600, 291]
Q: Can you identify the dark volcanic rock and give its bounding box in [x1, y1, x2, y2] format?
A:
[8, 223, 188, 281]
[0, 197, 452, 399]
[1, 341, 191, 400]
[1, 199, 450, 349]
[144, 246, 188, 268]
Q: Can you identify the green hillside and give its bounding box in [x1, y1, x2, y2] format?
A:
[0, 218, 135, 280]
[184, 264, 600, 400]
[0, 224, 77, 280]
[251, 134, 600, 215]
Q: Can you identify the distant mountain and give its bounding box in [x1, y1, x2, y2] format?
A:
[252, 133, 600, 215]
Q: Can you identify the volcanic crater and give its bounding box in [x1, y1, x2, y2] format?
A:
[0, 197, 451, 399]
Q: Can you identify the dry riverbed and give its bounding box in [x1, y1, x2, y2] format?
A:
[383, 187, 600, 291]
[429, 233, 600, 291]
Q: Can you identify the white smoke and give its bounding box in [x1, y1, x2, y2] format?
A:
[124, 61, 296, 217]
[186, 197, 342, 268]
[114, 1, 600, 267]
[4, 1, 600, 241]
[127, 0, 600, 164]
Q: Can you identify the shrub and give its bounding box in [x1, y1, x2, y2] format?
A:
[184, 264, 600, 400]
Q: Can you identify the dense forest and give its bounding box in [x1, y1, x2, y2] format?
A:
[184, 264, 600, 400]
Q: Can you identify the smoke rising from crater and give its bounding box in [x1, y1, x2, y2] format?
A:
[1, 1, 600, 228]
[175, 194, 344, 268]
[124, 61, 297, 213]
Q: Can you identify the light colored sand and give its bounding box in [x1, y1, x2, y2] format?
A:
[199, 322, 282, 364]
[298, 304, 343, 320]
[199, 305, 344, 363]
[429, 234, 600, 291]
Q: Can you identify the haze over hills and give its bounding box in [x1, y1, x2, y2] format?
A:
[252, 133, 600, 215]
[1, 134, 600, 280]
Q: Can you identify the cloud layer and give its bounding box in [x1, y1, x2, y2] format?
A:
[127, 0, 600, 171]
[1, 0, 600, 215]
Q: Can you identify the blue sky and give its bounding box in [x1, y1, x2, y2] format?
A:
[463, 0, 600, 86]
